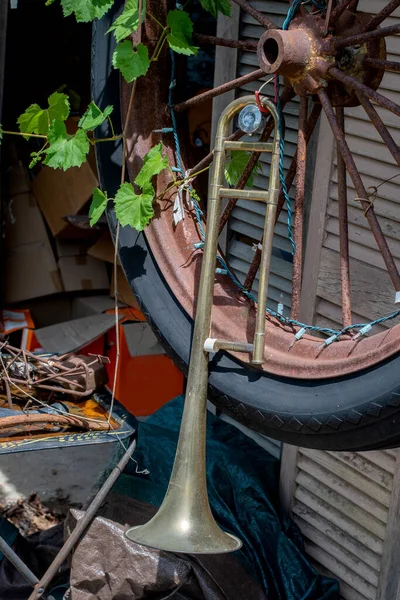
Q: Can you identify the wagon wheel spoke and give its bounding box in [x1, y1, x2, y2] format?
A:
[173, 69, 265, 113]
[231, 0, 277, 30]
[329, 67, 400, 118]
[318, 88, 400, 293]
[333, 23, 400, 51]
[356, 91, 400, 167]
[243, 102, 322, 294]
[363, 0, 400, 32]
[329, 0, 359, 29]
[290, 96, 308, 320]
[336, 106, 352, 328]
[363, 58, 400, 73]
[193, 34, 257, 52]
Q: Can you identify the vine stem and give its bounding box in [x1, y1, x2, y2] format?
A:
[2, 130, 47, 139]
[91, 134, 123, 144]
[109, 0, 143, 424]
[156, 164, 211, 201]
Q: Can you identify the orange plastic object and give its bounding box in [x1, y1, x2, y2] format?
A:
[105, 319, 184, 417]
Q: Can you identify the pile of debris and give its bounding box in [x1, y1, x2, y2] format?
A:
[0, 494, 62, 536]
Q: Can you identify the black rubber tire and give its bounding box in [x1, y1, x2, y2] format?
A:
[92, 8, 400, 451]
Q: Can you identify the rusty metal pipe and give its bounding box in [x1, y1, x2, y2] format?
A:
[364, 57, 400, 73]
[231, 0, 276, 30]
[363, 0, 400, 32]
[329, 0, 358, 27]
[356, 91, 400, 167]
[330, 66, 400, 118]
[290, 96, 308, 321]
[334, 23, 400, 51]
[0, 413, 109, 431]
[174, 69, 265, 113]
[193, 33, 257, 52]
[318, 88, 400, 293]
[336, 106, 352, 328]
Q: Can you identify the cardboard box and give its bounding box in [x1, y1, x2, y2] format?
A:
[5, 242, 63, 304]
[7, 193, 50, 249]
[56, 239, 89, 258]
[71, 295, 117, 320]
[88, 232, 117, 264]
[32, 158, 98, 237]
[58, 255, 109, 292]
[110, 266, 140, 310]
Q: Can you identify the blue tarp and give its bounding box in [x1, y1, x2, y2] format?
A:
[114, 396, 340, 600]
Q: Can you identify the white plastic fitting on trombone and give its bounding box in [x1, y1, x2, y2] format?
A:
[204, 338, 217, 353]
[353, 323, 372, 341]
[395, 291, 400, 304]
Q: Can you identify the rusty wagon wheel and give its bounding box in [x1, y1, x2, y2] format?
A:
[93, 0, 400, 450]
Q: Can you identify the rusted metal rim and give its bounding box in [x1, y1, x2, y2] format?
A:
[121, 0, 400, 381]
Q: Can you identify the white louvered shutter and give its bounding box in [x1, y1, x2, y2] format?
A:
[291, 449, 397, 600]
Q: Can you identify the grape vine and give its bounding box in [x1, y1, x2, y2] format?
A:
[1, 0, 258, 233]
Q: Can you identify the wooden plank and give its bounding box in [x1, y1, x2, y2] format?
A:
[376, 453, 400, 600]
[316, 247, 396, 328]
[300, 112, 334, 323]
[279, 444, 299, 515]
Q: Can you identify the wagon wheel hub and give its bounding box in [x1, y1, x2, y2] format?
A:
[257, 10, 386, 105]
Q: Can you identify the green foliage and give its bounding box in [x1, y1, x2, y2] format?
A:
[135, 143, 168, 188]
[108, 0, 146, 42]
[44, 120, 90, 170]
[29, 148, 47, 169]
[225, 151, 262, 189]
[112, 41, 150, 82]
[199, 0, 231, 18]
[114, 182, 155, 231]
[17, 92, 70, 136]
[78, 102, 113, 131]
[59, 0, 113, 22]
[89, 188, 109, 225]
[167, 10, 198, 56]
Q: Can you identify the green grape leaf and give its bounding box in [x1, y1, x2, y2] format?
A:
[167, 10, 199, 56]
[135, 143, 168, 189]
[107, 0, 146, 42]
[114, 182, 155, 231]
[44, 120, 90, 170]
[60, 0, 113, 22]
[225, 151, 262, 189]
[17, 92, 70, 136]
[89, 188, 108, 226]
[112, 41, 150, 83]
[78, 102, 113, 131]
[199, 0, 231, 18]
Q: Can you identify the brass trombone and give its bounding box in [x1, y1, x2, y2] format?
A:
[125, 95, 281, 554]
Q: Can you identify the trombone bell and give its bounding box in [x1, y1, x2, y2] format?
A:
[125, 96, 280, 554]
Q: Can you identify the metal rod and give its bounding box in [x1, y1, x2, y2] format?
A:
[188, 129, 244, 177]
[324, 0, 335, 35]
[29, 438, 137, 600]
[364, 57, 400, 73]
[193, 33, 257, 51]
[330, 66, 400, 118]
[318, 88, 400, 292]
[243, 103, 322, 292]
[290, 96, 308, 321]
[231, 0, 276, 29]
[174, 69, 265, 113]
[212, 340, 254, 353]
[334, 23, 400, 51]
[336, 106, 352, 328]
[362, 0, 400, 32]
[329, 0, 357, 27]
[218, 86, 294, 234]
[0, 536, 39, 588]
[356, 91, 400, 167]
